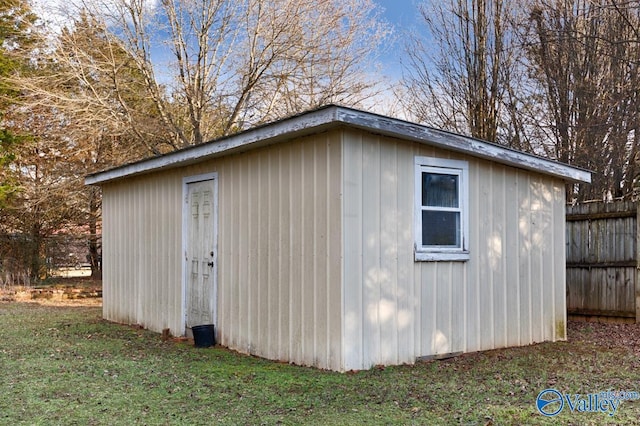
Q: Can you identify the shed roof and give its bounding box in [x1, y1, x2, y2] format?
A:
[86, 105, 591, 185]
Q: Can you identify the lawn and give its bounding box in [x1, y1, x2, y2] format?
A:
[1, 301, 639, 425]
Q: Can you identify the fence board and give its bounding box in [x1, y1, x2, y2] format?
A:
[566, 201, 638, 321]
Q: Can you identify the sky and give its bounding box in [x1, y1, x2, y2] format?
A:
[376, 0, 419, 28]
[31, 0, 424, 105]
[32, 0, 422, 75]
[374, 1, 423, 80]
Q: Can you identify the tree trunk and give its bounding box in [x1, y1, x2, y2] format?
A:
[29, 221, 43, 283]
[88, 187, 101, 280]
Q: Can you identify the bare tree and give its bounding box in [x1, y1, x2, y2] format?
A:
[1, 10, 160, 280]
[0, 102, 85, 280]
[13, 10, 176, 157]
[399, 0, 521, 144]
[525, 0, 640, 200]
[22, 0, 389, 151]
[401, 0, 640, 200]
[230, 0, 388, 127]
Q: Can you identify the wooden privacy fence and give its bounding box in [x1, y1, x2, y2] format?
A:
[566, 200, 639, 322]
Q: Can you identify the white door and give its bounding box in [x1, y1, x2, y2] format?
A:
[185, 178, 217, 330]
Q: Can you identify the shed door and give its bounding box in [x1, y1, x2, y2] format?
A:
[185, 179, 218, 330]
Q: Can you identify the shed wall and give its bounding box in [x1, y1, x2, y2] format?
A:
[101, 132, 343, 370]
[102, 171, 184, 332]
[213, 132, 343, 370]
[102, 125, 568, 372]
[342, 130, 567, 370]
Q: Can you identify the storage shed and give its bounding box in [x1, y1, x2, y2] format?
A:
[86, 105, 591, 371]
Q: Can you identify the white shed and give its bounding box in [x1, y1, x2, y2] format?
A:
[86, 105, 591, 371]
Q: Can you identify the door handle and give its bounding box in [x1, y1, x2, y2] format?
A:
[207, 261, 214, 267]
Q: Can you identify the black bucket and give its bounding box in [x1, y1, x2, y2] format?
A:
[192, 324, 215, 348]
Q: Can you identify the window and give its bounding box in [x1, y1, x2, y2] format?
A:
[414, 157, 469, 261]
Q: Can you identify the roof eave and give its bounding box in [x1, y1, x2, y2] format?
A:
[85, 105, 591, 186]
[333, 108, 591, 184]
[85, 107, 339, 185]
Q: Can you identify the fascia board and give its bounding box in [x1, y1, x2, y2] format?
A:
[86, 105, 591, 185]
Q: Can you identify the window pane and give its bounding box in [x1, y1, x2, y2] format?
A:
[422, 173, 458, 207]
[422, 211, 460, 246]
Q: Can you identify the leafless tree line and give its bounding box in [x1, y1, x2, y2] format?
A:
[17, 0, 389, 152]
[400, 0, 640, 201]
[3, 0, 640, 282]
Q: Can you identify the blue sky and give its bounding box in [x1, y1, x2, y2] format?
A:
[33, 0, 422, 84]
[376, 0, 419, 28]
[375, 1, 422, 79]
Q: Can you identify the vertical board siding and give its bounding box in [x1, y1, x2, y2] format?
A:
[102, 132, 343, 370]
[566, 201, 638, 319]
[361, 134, 381, 367]
[102, 171, 183, 333]
[343, 131, 364, 367]
[216, 132, 343, 370]
[342, 131, 567, 370]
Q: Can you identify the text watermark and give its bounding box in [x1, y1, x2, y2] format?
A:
[536, 389, 640, 417]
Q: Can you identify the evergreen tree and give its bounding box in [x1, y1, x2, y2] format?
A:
[0, 0, 38, 207]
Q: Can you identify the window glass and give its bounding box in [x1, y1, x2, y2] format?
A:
[422, 211, 460, 246]
[422, 173, 459, 208]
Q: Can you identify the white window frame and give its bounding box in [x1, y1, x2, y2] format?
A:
[414, 156, 469, 261]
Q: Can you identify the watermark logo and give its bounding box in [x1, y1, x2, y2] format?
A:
[536, 388, 640, 417]
[536, 389, 564, 417]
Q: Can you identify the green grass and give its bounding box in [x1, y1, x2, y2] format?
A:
[1, 302, 639, 425]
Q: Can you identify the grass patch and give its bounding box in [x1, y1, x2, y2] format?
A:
[1, 302, 639, 425]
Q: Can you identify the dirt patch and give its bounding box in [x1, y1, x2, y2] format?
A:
[568, 320, 640, 355]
